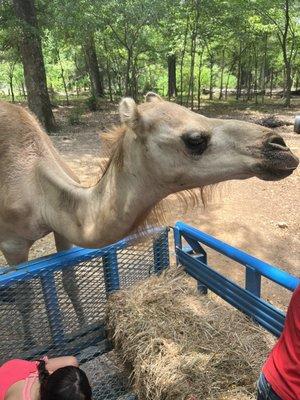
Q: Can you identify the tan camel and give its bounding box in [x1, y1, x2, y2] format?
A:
[0, 92, 298, 346]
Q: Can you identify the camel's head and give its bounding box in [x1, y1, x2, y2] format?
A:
[119, 93, 299, 193]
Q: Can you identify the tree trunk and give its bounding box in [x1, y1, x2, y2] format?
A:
[236, 63, 241, 100]
[261, 34, 268, 105]
[284, 63, 292, 106]
[187, 1, 200, 109]
[106, 61, 113, 102]
[167, 54, 177, 99]
[57, 49, 69, 105]
[295, 73, 299, 91]
[8, 61, 16, 103]
[225, 73, 230, 99]
[186, 35, 197, 108]
[48, 84, 55, 104]
[269, 69, 274, 97]
[125, 47, 133, 96]
[254, 47, 258, 104]
[117, 76, 122, 95]
[197, 50, 203, 110]
[12, 0, 56, 132]
[282, 0, 293, 107]
[180, 13, 190, 105]
[21, 81, 26, 98]
[209, 57, 214, 100]
[246, 70, 252, 101]
[219, 48, 225, 100]
[9, 75, 15, 103]
[84, 32, 104, 97]
[236, 44, 242, 101]
[132, 56, 139, 101]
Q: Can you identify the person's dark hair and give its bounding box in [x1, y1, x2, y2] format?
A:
[38, 360, 92, 400]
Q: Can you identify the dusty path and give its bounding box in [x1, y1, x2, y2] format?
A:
[1, 100, 299, 309]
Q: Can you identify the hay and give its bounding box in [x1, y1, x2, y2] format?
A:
[107, 267, 275, 400]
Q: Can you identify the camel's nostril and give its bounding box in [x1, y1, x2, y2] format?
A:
[267, 135, 288, 150]
[262, 133, 299, 173]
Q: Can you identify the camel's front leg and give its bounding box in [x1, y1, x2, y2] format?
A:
[54, 232, 85, 326]
[0, 240, 34, 349]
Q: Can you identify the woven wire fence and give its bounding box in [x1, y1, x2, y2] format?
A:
[0, 228, 169, 400]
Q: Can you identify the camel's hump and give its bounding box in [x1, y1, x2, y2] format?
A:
[0, 101, 80, 184]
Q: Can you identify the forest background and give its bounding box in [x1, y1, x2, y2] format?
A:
[0, 0, 299, 132]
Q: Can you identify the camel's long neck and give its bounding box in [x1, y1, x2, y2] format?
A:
[41, 134, 166, 248]
[85, 161, 162, 247]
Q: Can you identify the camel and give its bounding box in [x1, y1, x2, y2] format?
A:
[0, 92, 298, 347]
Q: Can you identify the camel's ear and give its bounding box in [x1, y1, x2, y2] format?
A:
[119, 97, 139, 127]
[145, 92, 162, 102]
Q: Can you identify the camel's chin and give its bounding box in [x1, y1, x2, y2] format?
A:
[258, 169, 295, 181]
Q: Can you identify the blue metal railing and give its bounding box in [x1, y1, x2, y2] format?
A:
[174, 221, 299, 337]
[1, 219, 298, 357]
[0, 227, 167, 286]
[0, 227, 169, 361]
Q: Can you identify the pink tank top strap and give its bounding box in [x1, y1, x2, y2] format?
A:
[22, 372, 38, 400]
[22, 357, 47, 400]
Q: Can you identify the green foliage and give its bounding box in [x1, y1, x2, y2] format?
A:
[0, 0, 299, 105]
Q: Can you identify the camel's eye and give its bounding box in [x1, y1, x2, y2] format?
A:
[182, 132, 209, 156]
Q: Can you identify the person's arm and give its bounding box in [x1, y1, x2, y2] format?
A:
[45, 356, 79, 373]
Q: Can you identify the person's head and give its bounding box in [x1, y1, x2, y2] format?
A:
[38, 361, 92, 400]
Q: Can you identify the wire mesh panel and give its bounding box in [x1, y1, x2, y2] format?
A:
[0, 227, 169, 399]
[81, 351, 137, 400]
[0, 255, 108, 363]
[118, 230, 169, 289]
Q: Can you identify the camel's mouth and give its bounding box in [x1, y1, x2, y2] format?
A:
[258, 165, 298, 181]
[257, 135, 299, 181]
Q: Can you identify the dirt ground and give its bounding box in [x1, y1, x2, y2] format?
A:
[2, 98, 299, 310]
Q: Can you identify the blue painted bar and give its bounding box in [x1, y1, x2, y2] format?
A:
[174, 222, 299, 336]
[173, 226, 182, 266]
[181, 239, 208, 294]
[196, 253, 208, 295]
[175, 222, 300, 291]
[0, 227, 167, 287]
[177, 249, 285, 337]
[103, 249, 120, 293]
[246, 266, 262, 297]
[40, 272, 66, 347]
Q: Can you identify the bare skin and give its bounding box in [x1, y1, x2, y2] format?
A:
[0, 92, 298, 345]
[4, 356, 78, 400]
